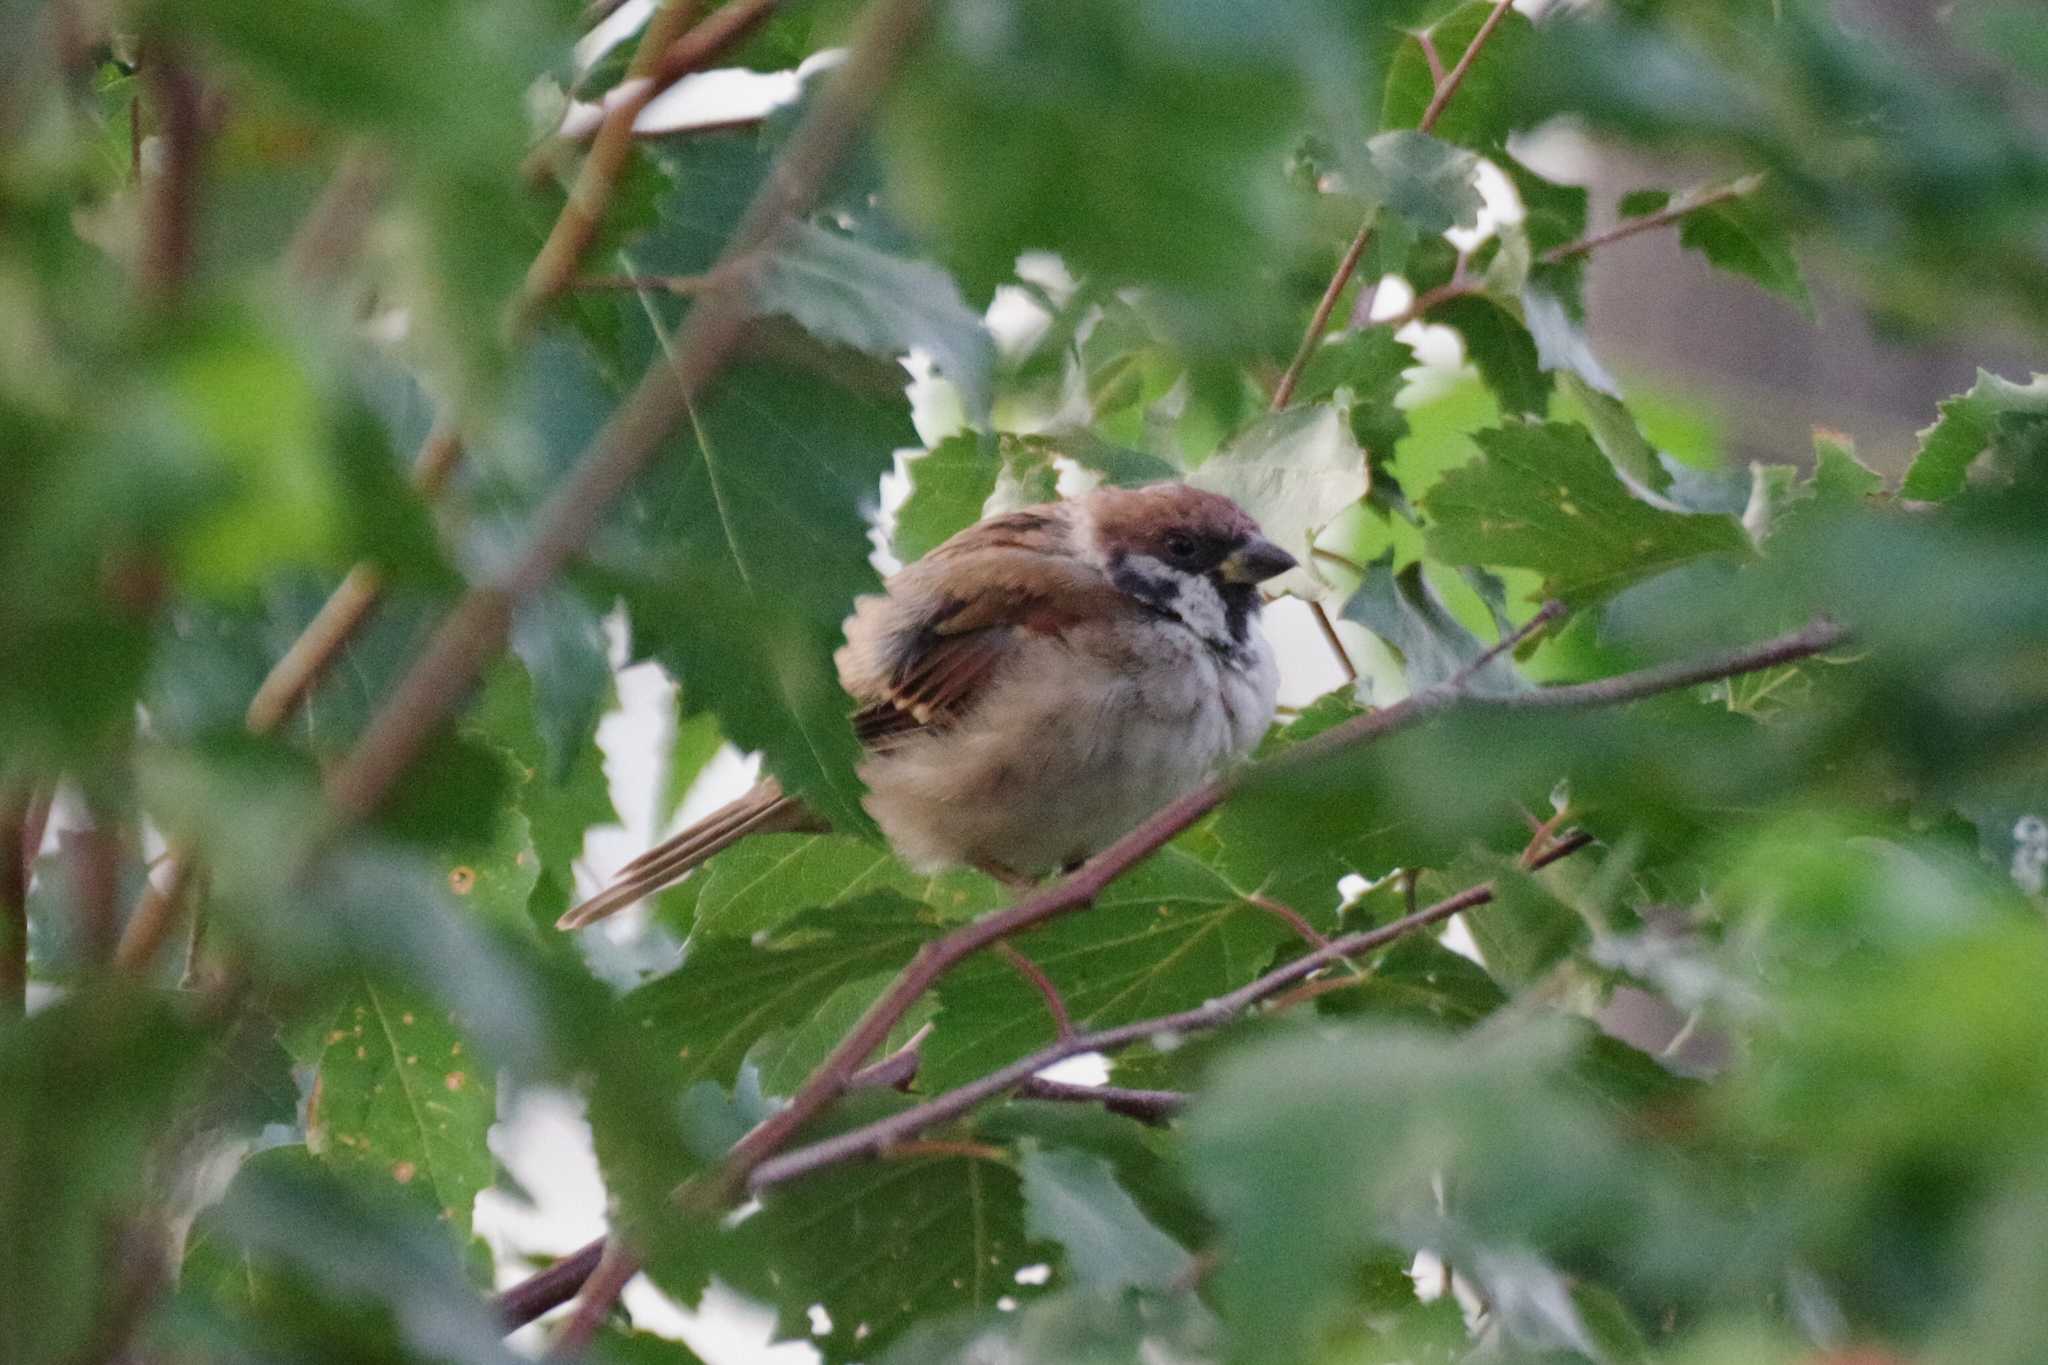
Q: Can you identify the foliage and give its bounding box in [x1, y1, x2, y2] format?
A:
[5, 1, 2048, 1364]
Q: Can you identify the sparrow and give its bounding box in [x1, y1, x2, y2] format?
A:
[557, 482, 1296, 929]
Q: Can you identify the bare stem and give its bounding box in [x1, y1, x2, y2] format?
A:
[995, 942, 1074, 1040]
[546, 1237, 639, 1357]
[140, 50, 203, 304]
[1417, 0, 1517, 134]
[1307, 599, 1360, 683]
[1540, 178, 1760, 266]
[1, 791, 27, 1018]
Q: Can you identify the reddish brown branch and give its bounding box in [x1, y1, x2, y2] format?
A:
[1015, 1078, 1186, 1125]
[547, 1236, 639, 1357]
[995, 942, 1073, 1039]
[139, 50, 204, 304]
[1417, 0, 1517, 134]
[1540, 178, 1760, 266]
[1, 791, 28, 1017]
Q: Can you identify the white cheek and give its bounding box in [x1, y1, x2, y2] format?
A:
[1172, 575, 1230, 644]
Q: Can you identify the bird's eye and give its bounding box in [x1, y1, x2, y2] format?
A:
[1163, 533, 1198, 562]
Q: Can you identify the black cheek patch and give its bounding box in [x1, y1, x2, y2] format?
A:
[1215, 578, 1259, 645]
[1108, 552, 1183, 619]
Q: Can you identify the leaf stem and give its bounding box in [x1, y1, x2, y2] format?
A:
[1540, 177, 1761, 266]
[1416, 0, 1517, 135]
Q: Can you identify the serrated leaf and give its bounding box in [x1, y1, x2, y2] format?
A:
[1366, 129, 1484, 236]
[1292, 328, 1417, 458]
[919, 841, 1299, 1092]
[310, 981, 496, 1234]
[738, 1144, 1048, 1362]
[622, 893, 940, 1092]
[1903, 369, 2048, 501]
[1677, 191, 1810, 315]
[1017, 1144, 1194, 1290]
[1189, 402, 1368, 598]
[1504, 153, 1590, 310]
[1341, 553, 1530, 695]
[1436, 294, 1550, 417]
[753, 222, 996, 421]
[609, 360, 915, 833]
[1423, 421, 1751, 602]
[1556, 371, 1669, 494]
[1315, 932, 1508, 1030]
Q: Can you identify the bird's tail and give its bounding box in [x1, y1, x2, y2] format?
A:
[556, 779, 821, 929]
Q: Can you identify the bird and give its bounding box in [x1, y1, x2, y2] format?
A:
[557, 482, 1297, 929]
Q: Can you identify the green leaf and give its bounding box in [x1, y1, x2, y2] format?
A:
[620, 893, 941, 1092]
[610, 360, 915, 833]
[1674, 190, 1811, 316]
[1292, 328, 1417, 458]
[1903, 369, 2048, 501]
[672, 832, 1002, 939]
[894, 432, 999, 564]
[1379, 1, 1537, 148]
[1422, 421, 1751, 602]
[1314, 931, 1508, 1030]
[1436, 294, 1550, 417]
[918, 841, 1299, 1093]
[310, 980, 496, 1234]
[753, 222, 996, 421]
[737, 1143, 1047, 1361]
[1365, 129, 1484, 236]
[510, 585, 612, 787]
[1016, 1144, 1194, 1291]
[1341, 553, 1530, 695]
[1504, 153, 1590, 309]
[876, 1287, 1216, 1365]
[0, 989, 210, 1365]
[1555, 371, 1671, 494]
[1189, 402, 1368, 597]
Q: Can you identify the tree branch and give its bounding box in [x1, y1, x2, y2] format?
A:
[1014, 1078, 1187, 1125]
[547, 1236, 640, 1357]
[1540, 177, 1761, 266]
[139, 48, 204, 304]
[1, 789, 28, 1018]
[1416, 0, 1517, 134]
[995, 942, 1074, 1039]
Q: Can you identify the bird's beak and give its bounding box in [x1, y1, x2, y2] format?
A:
[1221, 537, 1298, 584]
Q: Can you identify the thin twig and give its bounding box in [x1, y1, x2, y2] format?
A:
[72, 824, 121, 966]
[523, 0, 708, 321]
[995, 942, 1073, 1040]
[139, 49, 203, 303]
[283, 146, 390, 287]
[1540, 178, 1760, 266]
[881, 1139, 1007, 1163]
[1015, 1078, 1187, 1125]
[569, 272, 715, 296]
[499, 1239, 607, 1330]
[1270, 217, 1377, 411]
[1307, 600, 1360, 683]
[1245, 892, 1334, 951]
[323, 0, 933, 825]
[1417, 0, 1517, 134]
[113, 853, 195, 973]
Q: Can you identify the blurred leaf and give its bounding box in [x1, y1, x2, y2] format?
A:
[1366, 130, 1484, 236]
[1189, 401, 1368, 597]
[1341, 553, 1530, 695]
[1556, 371, 1670, 495]
[895, 432, 999, 564]
[1017, 1143, 1194, 1290]
[1423, 421, 1751, 602]
[0, 989, 209, 1365]
[1672, 190, 1810, 318]
[511, 585, 612, 787]
[1902, 369, 2048, 502]
[674, 832, 1001, 939]
[1292, 327, 1416, 459]
[754, 222, 996, 421]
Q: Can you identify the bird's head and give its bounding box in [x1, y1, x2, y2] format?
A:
[1077, 484, 1296, 652]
